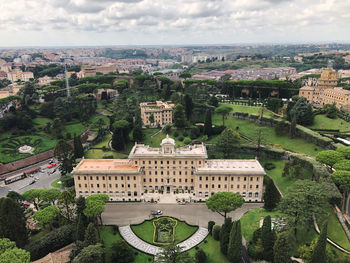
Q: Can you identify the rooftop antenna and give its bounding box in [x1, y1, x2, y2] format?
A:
[64, 63, 71, 97]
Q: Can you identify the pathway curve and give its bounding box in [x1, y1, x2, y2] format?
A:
[119, 225, 208, 255]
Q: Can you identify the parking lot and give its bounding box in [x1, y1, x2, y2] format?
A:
[0, 162, 61, 197]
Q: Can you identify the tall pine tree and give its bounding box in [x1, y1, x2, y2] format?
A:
[84, 223, 99, 247]
[263, 177, 281, 211]
[183, 94, 193, 121]
[311, 223, 327, 263]
[227, 220, 242, 263]
[0, 197, 28, 248]
[273, 231, 292, 263]
[220, 217, 232, 255]
[261, 216, 274, 262]
[204, 110, 212, 136]
[112, 127, 125, 151]
[132, 110, 143, 142]
[73, 134, 84, 159]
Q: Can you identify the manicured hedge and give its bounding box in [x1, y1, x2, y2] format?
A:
[27, 224, 74, 260]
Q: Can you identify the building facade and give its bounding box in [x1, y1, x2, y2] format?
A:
[73, 135, 265, 202]
[140, 101, 174, 127]
[299, 68, 350, 110]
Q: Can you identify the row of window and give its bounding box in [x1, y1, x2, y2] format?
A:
[198, 184, 259, 189]
[79, 183, 138, 189]
[77, 175, 137, 181]
[198, 192, 259, 198]
[79, 190, 138, 196]
[136, 160, 201, 165]
[199, 176, 259, 182]
[143, 178, 194, 183]
[147, 170, 193, 176]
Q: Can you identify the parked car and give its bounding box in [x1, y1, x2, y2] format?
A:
[49, 159, 54, 164]
[178, 201, 187, 205]
[151, 210, 163, 215]
[34, 177, 39, 180]
[29, 180, 36, 185]
[51, 163, 56, 167]
[50, 168, 57, 174]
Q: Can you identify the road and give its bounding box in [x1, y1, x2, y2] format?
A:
[0, 165, 61, 197]
[0, 158, 54, 178]
[102, 202, 263, 227]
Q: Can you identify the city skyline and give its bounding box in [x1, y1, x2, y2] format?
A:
[1, 0, 350, 46]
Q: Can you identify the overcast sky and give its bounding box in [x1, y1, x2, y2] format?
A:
[0, 0, 349, 47]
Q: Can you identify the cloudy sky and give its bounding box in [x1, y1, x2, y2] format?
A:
[0, 0, 349, 46]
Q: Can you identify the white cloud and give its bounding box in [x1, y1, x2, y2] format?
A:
[0, 0, 349, 46]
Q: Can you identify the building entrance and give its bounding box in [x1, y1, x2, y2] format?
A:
[166, 186, 170, 193]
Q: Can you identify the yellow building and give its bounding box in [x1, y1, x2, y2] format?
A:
[299, 68, 350, 110]
[73, 135, 265, 202]
[140, 101, 174, 127]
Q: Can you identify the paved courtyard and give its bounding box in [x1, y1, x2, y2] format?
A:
[102, 202, 263, 227]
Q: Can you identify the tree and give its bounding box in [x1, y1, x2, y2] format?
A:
[132, 111, 143, 142]
[183, 94, 193, 121]
[54, 139, 74, 175]
[195, 248, 206, 263]
[333, 160, 350, 171]
[84, 223, 99, 247]
[324, 103, 338, 119]
[266, 97, 283, 113]
[206, 192, 244, 218]
[112, 125, 125, 150]
[289, 115, 297, 139]
[0, 238, 30, 263]
[22, 189, 43, 210]
[57, 190, 75, 222]
[72, 243, 105, 263]
[84, 194, 109, 225]
[330, 170, 350, 212]
[261, 216, 274, 262]
[33, 205, 60, 230]
[179, 72, 192, 79]
[155, 242, 193, 263]
[316, 150, 345, 168]
[227, 220, 242, 263]
[40, 188, 61, 204]
[111, 240, 135, 263]
[208, 221, 215, 235]
[278, 180, 329, 237]
[216, 128, 240, 158]
[149, 113, 155, 125]
[215, 105, 231, 126]
[273, 232, 293, 263]
[311, 223, 327, 263]
[263, 177, 281, 211]
[0, 197, 27, 248]
[336, 146, 350, 159]
[203, 110, 212, 136]
[220, 217, 232, 255]
[173, 104, 186, 128]
[73, 134, 84, 158]
[290, 97, 314, 125]
[6, 191, 23, 204]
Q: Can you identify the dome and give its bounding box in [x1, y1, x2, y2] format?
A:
[161, 134, 175, 146]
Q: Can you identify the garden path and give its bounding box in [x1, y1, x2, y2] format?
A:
[119, 225, 208, 255]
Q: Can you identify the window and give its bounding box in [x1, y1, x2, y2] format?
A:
[149, 160, 151, 164]
[97, 184, 100, 188]
[155, 178, 158, 182]
[256, 185, 259, 188]
[84, 176, 86, 180]
[244, 177, 247, 181]
[149, 178, 152, 182]
[161, 171, 163, 175]
[109, 176, 111, 180]
[133, 176, 136, 180]
[121, 176, 124, 180]
[231, 177, 234, 181]
[212, 184, 214, 188]
[212, 177, 215, 181]
[243, 185, 246, 189]
[199, 177, 202, 181]
[155, 171, 158, 175]
[238, 177, 240, 181]
[237, 185, 240, 189]
[249, 192, 252, 197]
[78, 176, 80, 180]
[109, 184, 112, 188]
[78, 184, 81, 187]
[225, 177, 227, 181]
[115, 184, 118, 187]
[199, 161, 201, 165]
[185, 179, 188, 183]
[231, 185, 233, 189]
[218, 177, 221, 181]
[257, 177, 259, 181]
[134, 184, 136, 187]
[121, 184, 124, 188]
[115, 176, 118, 180]
[149, 171, 152, 175]
[206, 184, 208, 189]
[218, 184, 221, 189]
[250, 185, 252, 189]
[85, 184, 87, 187]
[199, 184, 202, 188]
[127, 184, 130, 188]
[255, 192, 259, 197]
[250, 177, 253, 181]
[191, 179, 193, 183]
[179, 179, 182, 182]
[206, 177, 208, 181]
[90, 176, 93, 180]
[127, 176, 130, 180]
[143, 179, 146, 182]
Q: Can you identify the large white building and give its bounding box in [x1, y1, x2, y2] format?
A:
[73, 135, 265, 202]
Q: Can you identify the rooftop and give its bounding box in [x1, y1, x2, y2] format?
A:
[73, 159, 140, 175]
[196, 159, 265, 175]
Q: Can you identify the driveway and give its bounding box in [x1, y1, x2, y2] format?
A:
[102, 202, 263, 227]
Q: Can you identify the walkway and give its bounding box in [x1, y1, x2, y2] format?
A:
[119, 225, 208, 256]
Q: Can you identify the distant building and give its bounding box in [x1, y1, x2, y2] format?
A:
[6, 71, 34, 82]
[140, 101, 174, 127]
[72, 136, 265, 202]
[95, 89, 118, 102]
[299, 68, 350, 111]
[78, 64, 117, 78]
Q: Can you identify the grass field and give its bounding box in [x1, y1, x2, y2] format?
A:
[143, 128, 191, 148]
[62, 122, 86, 137]
[308, 114, 350, 132]
[213, 114, 322, 156]
[188, 235, 230, 263]
[220, 103, 275, 117]
[260, 159, 313, 195]
[131, 217, 198, 245]
[50, 178, 62, 189]
[101, 226, 153, 263]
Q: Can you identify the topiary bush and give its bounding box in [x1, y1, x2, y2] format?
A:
[184, 137, 191, 144]
[178, 136, 184, 141]
[174, 131, 179, 137]
[212, 225, 221, 240]
[208, 221, 215, 235]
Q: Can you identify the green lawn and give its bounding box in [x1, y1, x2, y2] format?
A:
[143, 128, 192, 148]
[50, 178, 63, 189]
[213, 114, 322, 156]
[0, 136, 57, 163]
[241, 208, 285, 241]
[188, 235, 230, 263]
[62, 122, 86, 137]
[101, 226, 153, 263]
[220, 103, 275, 117]
[260, 159, 313, 195]
[131, 217, 198, 245]
[85, 149, 128, 159]
[308, 114, 350, 132]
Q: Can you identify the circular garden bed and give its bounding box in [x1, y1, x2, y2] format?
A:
[130, 217, 198, 245]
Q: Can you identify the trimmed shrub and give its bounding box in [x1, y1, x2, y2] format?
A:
[183, 137, 191, 144]
[264, 163, 276, 170]
[27, 224, 74, 260]
[195, 248, 206, 263]
[178, 136, 184, 141]
[174, 131, 179, 137]
[102, 153, 114, 159]
[208, 221, 215, 235]
[183, 131, 188, 137]
[212, 225, 221, 240]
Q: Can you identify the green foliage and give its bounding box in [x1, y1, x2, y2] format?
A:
[57, 190, 75, 222]
[6, 191, 23, 203]
[22, 189, 43, 210]
[336, 146, 350, 159]
[54, 139, 74, 175]
[316, 150, 345, 168]
[0, 197, 27, 248]
[206, 192, 244, 218]
[215, 105, 232, 126]
[261, 216, 274, 262]
[33, 206, 60, 227]
[227, 220, 242, 263]
[110, 240, 135, 263]
[173, 104, 186, 128]
[207, 221, 215, 235]
[40, 189, 61, 204]
[216, 128, 240, 158]
[204, 110, 212, 136]
[290, 97, 314, 125]
[0, 238, 30, 263]
[27, 224, 74, 261]
[84, 194, 109, 225]
[266, 97, 283, 113]
[184, 94, 193, 121]
[155, 242, 193, 263]
[264, 176, 280, 211]
[195, 248, 206, 263]
[74, 134, 84, 158]
[311, 223, 327, 263]
[278, 180, 329, 237]
[220, 217, 232, 255]
[72, 243, 105, 263]
[84, 223, 99, 247]
[273, 231, 293, 263]
[333, 160, 350, 171]
[324, 103, 338, 119]
[212, 225, 221, 241]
